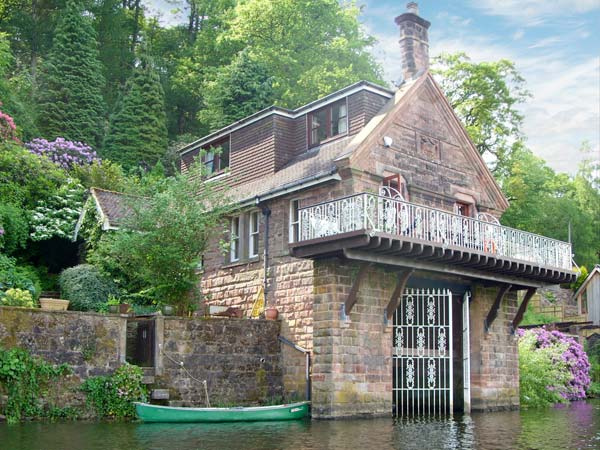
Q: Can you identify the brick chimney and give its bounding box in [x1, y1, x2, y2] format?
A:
[395, 2, 431, 81]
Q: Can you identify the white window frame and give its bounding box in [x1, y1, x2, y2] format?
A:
[249, 211, 260, 258]
[289, 199, 300, 243]
[230, 216, 240, 262]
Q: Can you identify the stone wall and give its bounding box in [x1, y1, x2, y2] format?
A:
[311, 259, 393, 419]
[0, 307, 286, 414]
[469, 285, 520, 411]
[157, 317, 284, 406]
[0, 307, 126, 379]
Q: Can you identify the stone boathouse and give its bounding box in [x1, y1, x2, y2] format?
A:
[179, 3, 577, 418]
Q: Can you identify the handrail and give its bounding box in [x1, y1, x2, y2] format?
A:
[297, 192, 573, 271]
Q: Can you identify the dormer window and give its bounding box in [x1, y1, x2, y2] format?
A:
[308, 100, 348, 148]
[202, 137, 230, 175]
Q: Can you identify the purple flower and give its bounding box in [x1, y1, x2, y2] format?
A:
[25, 137, 100, 169]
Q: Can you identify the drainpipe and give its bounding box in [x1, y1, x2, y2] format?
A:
[278, 336, 311, 402]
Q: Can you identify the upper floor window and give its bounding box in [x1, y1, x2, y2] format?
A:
[382, 174, 408, 201]
[308, 100, 348, 148]
[249, 211, 260, 258]
[202, 137, 230, 175]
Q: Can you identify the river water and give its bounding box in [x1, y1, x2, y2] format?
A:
[1, 400, 599, 450]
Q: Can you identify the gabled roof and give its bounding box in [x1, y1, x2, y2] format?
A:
[179, 80, 394, 157]
[573, 265, 600, 299]
[89, 187, 133, 230]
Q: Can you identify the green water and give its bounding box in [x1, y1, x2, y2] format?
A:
[1, 400, 599, 450]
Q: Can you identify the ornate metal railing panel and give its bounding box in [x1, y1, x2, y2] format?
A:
[298, 193, 572, 270]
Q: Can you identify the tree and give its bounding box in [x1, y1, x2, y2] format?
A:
[432, 53, 530, 174]
[223, 0, 385, 108]
[199, 49, 275, 132]
[500, 144, 599, 268]
[36, 0, 106, 149]
[103, 47, 168, 170]
[90, 161, 234, 313]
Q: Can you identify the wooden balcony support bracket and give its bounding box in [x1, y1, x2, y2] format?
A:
[385, 269, 415, 322]
[484, 284, 512, 333]
[511, 287, 537, 334]
[344, 262, 372, 317]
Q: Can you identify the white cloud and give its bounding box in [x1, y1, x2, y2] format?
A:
[469, 0, 600, 25]
[528, 36, 562, 49]
[512, 30, 525, 40]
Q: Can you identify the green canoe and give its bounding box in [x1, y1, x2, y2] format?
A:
[135, 401, 310, 423]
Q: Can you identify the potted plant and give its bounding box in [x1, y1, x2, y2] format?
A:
[265, 306, 279, 320]
[107, 296, 120, 314]
[161, 304, 175, 316]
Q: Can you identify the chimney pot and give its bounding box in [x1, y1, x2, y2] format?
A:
[407, 2, 419, 15]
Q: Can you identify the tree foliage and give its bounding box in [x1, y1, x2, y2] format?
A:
[103, 49, 168, 170]
[199, 49, 275, 132]
[433, 53, 530, 173]
[36, 0, 106, 149]
[225, 0, 385, 108]
[90, 161, 234, 313]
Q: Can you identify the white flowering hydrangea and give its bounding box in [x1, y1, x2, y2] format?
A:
[30, 180, 85, 241]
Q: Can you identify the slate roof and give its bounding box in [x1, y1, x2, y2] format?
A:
[228, 135, 354, 203]
[90, 187, 134, 229]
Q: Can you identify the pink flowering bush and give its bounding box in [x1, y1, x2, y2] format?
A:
[0, 105, 18, 142]
[518, 327, 591, 407]
[26, 137, 98, 169]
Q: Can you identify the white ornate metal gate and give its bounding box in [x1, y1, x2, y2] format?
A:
[393, 288, 453, 416]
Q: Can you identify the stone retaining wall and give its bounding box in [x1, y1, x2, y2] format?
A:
[0, 307, 285, 414]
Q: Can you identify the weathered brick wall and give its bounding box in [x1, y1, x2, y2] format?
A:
[158, 317, 284, 406]
[311, 259, 393, 419]
[0, 307, 126, 379]
[469, 285, 519, 411]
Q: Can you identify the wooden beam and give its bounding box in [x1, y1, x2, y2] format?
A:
[511, 287, 537, 333]
[345, 263, 371, 316]
[484, 284, 512, 333]
[386, 269, 415, 320]
[342, 249, 546, 289]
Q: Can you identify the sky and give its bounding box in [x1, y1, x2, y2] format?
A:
[145, 0, 600, 175]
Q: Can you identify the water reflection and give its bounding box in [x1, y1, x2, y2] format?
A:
[0, 400, 598, 450]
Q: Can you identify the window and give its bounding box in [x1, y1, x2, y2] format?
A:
[455, 202, 472, 217]
[308, 100, 348, 147]
[230, 216, 240, 262]
[249, 211, 260, 258]
[289, 199, 300, 243]
[382, 174, 408, 200]
[229, 211, 261, 263]
[202, 137, 230, 175]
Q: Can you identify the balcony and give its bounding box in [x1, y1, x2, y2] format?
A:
[290, 193, 576, 285]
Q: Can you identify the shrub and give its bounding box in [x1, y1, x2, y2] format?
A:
[0, 347, 70, 422]
[0, 141, 67, 209]
[1, 288, 34, 308]
[0, 202, 29, 255]
[29, 180, 85, 242]
[25, 137, 98, 169]
[0, 254, 42, 299]
[82, 363, 146, 419]
[518, 328, 591, 407]
[59, 264, 119, 311]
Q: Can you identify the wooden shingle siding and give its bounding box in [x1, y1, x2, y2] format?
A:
[348, 90, 390, 135]
[229, 115, 276, 186]
[273, 115, 298, 171]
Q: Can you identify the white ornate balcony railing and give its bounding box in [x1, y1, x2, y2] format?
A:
[298, 193, 573, 271]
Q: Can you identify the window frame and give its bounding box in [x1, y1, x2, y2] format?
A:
[307, 99, 349, 148]
[289, 199, 301, 243]
[248, 211, 260, 258]
[230, 216, 240, 262]
[202, 136, 231, 175]
[454, 201, 473, 217]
